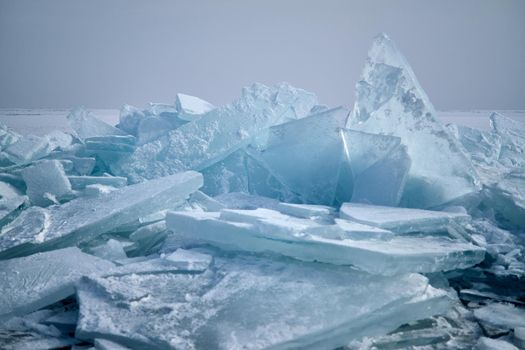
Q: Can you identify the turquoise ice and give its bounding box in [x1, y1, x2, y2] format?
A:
[112, 83, 317, 183]
[347, 34, 480, 209]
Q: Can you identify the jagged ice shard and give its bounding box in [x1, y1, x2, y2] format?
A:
[347, 34, 480, 209]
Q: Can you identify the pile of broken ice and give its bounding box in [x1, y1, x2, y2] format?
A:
[1, 34, 524, 350]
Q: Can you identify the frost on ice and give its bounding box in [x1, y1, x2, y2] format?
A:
[0, 34, 524, 349]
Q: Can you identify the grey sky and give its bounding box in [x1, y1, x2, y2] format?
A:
[0, 0, 524, 110]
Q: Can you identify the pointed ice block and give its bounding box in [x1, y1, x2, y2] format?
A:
[166, 209, 484, 275]
[340, 202, 471, 234]
[0, 247, 114, 321]
[21, 160, 72, 206]
[175, 93, 215, 122]
[75, 251, 449, 350]
[0, 171, 203, 259]
[347, 34, 479, 208]
[247, 107, 349, 205]
[67, 107, 126, 140]
[112, 83, 317, 183]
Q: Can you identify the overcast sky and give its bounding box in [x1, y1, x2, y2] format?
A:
[0, 0, 524, 110]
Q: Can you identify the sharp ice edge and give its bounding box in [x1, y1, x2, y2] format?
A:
[0, 35, 523, 349]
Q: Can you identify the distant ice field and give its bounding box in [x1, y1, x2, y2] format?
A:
[0, 108, 524, 135]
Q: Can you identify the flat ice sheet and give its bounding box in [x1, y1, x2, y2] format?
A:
[0, 247, 114, 320]
[76, 251, 450, 350]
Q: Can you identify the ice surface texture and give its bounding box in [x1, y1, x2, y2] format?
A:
[75, 251, 449, 350]
[0, 247, 114, 321]
[0, 32, 524, 350]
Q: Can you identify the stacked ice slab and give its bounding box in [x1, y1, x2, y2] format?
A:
[0, 33, 524, 350]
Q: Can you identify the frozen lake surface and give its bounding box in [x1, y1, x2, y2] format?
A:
[1, 108, 524, 135]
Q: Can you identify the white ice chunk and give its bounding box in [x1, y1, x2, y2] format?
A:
[340, 202, 471, 234]
[175, 93, 215, 121]
[347, 34, 480, 208]
[0, 247, 114, 321]
[0, 171, 203, 259]
[75, 252, 449, 350]
[21, 160, 72, 206]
